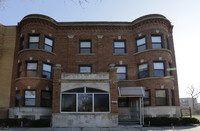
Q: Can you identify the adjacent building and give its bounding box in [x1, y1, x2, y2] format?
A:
[7, 14, 180, 127]
[0, 24, 16, 118]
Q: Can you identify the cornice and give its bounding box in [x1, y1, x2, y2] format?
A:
[17, 14, 172, 31]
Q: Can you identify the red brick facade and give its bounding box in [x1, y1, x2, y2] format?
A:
[10, 14, 180, 120]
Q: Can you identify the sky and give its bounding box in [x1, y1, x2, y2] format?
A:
[1, 0, 200, 101]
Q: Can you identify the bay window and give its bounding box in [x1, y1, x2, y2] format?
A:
[28, 35, 40, 49]
[26, 62, 37, 77]
[24, 90, 36, 106]
[44, 37, 54, 52]
[136, 37, 146, 52]
[155, 89, 168, 106]
[151, 35, 163, 49]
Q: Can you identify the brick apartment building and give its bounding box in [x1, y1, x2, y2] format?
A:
[7, 14, 180, 127]
[0, 24, 16, 118]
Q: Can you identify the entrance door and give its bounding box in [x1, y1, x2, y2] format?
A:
[118, 97, 141, 124]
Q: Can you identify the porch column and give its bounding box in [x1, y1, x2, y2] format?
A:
[52, 64, 62, 113]
[109, 64, 118, 113]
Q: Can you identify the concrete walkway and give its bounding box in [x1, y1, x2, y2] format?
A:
[1, 126, 200, 131]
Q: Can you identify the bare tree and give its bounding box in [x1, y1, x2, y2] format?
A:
[186, 84, 200, 110]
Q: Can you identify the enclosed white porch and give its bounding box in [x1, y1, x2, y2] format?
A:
[118, 87, 145, 125]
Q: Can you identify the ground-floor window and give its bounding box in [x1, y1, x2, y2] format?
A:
[61, 87, 109, 113]
[24, 90, 36, 106]
[155, 89, 168, 106]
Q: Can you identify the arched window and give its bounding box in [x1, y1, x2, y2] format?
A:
[61, 87, 109, 113]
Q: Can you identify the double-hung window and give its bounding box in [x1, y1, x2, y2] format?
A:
[26, 62, 38, 77]
[114, 40, 126, 54]
[44, 37, 54, 52]
[20, 37, 24, 50]
[171, 90, 175, 106]
[79, 65, 92, 73]
[166, 38, 170, 50]
[169, 63, 173, 76]
[151, 35, 163, 49]
[18, 63, 22, 78]
[144, 90, 150, 106]
[79, 41, 92, 54]
[61, 87, 109, 112]
[115, 66, 127, 80]
[138, 63, 149, 79]
[28, 35, 40, 49]
[41, 91, 52, 107]
[155, 89, 168, 106]
[136, 37, 146, 52]
[24, 90, 36, 106]
[42, 63, 52, 79]
[153, 62, 165, 77]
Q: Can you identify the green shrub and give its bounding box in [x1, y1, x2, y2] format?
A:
[144, 117, 200, 126]
[0, 118, 50, 127]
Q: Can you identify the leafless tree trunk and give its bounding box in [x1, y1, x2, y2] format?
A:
[186, 85, 200, 111]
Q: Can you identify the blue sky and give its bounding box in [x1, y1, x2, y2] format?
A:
[1, 0, 200, 100]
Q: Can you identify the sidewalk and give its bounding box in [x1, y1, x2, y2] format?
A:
[1, 126, 200, 131]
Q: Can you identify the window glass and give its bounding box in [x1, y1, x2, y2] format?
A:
[45, 37, 53, 46]
[43, 64, 51, 72]
[138, 64, 148, 79]
[144, 90, 150, 106]
[118, 97, 129, 107]
[20, 37, 24, 50]
[114, 41, 126, 54]
[42, 63, 52, 79]
[151, 35, 162, 49]
[151, 36, 161, 42]
[94, 94, 109, 112]
[78, 94, 92, 112]
[80, 42, 91, 47]
[80, 41, 92, 54]
[154, 63, 164, 69]
[28, 36, 40, 49]
[116, 66, 127, 80]
[136, 37, 146, 52]
[153, 62, 165, 77]
[44, 37, 53, 52]
[79, 66, 91, 73]
[61, 87, 109, 113]
[29, 36, 39, 42]
[26, 62, 37, 77]
[155, 90, 168, 106]
[27, 63, 37, 70]
[114, 42, 125, 47]
[61, 94, 76, 112]
[24, 90, 36, 106]
[136, 37, 146, 46]
[41, 91, 52, 107]
[171, 90, 175, 106]
[18, 63, 22, 78]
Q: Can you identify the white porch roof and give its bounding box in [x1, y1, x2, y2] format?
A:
[118, 87, 145, 97]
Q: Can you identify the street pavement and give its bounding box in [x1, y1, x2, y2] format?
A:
[1, 126, 200, 131]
